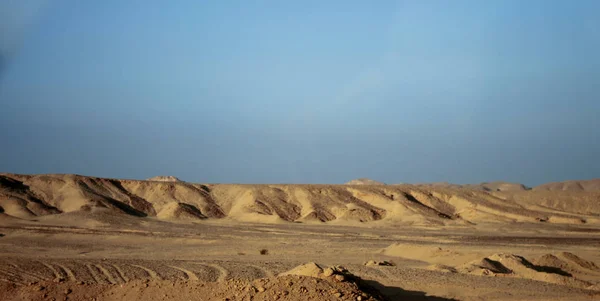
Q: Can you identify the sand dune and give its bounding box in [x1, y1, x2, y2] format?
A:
[382, 243, 600, 290]
[1, 173, 600, 227]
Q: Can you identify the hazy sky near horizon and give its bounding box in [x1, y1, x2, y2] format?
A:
[1, 0, 599, 185]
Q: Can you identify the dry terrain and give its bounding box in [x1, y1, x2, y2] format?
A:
[1, 173, 600, 300]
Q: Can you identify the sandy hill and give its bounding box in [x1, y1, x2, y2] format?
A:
[1, 173, 600, 226]
[467, 181, 530, 192]
[146, 176, 182, 182]
[534, 179, 600, 192]
[417, 181, 529, 192]
[345, 178, 386, 185]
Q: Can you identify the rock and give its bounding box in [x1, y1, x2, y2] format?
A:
[334, 274, 345, 282]
[257, 286, 266, 292]
[364, 260, 395, 267]
[334, 292, 343, 298]
[323, 267, 335, 277]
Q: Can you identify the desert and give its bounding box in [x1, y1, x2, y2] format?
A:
[2, 1, 599, 300]
[1, 173, 600, 300]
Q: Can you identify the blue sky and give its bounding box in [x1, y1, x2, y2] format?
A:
[0, 0, 599, 185]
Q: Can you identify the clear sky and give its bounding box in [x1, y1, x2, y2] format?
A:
[1, 0, 599, 185]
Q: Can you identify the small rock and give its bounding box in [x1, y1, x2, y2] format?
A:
[33, 285, 44, 291]
[64, 288, 72, 295]
[334, 274, 345, 282]
[364, 260, 395, 267]
[334, 292, 343, 298]
[356, 296, 363, 301]
[54, 277, 65, 283]
[257, 286, 266, 292]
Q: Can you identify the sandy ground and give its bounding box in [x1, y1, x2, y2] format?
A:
[2, 174, 600, 300]
[1, 212, 600, 300]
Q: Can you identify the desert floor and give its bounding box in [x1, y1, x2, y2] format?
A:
[1, 211, 600, 300]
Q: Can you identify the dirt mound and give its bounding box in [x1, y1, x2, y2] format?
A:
[279, 262, 324, 278]
[146, 176, 182, 182]
[280, 263, 384, 300]
[345, 178, 386, 185]
[534, 252, 600, 284]
[279, 263, 354, 282]
[0, 275, 382, 301]
[559, 252, 600, 271]
[453, 253, 592, 288]
[458, 257, 512, 275]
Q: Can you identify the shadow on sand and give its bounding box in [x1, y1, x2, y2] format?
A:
[362, 280, 459, 301]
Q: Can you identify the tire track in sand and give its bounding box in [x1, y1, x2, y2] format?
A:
[54, 263, 76, 281]
[204, 263, 229, 282]
[0, 277, 24, 286]
[85, 264, 103, 284]
[129, 264, 162, 281]
[41, 262, 64, 280]
[168, 266, 199, 281]
[112, 264, 129, 282]
[95, 264, 118, 284]
[246, 264, 275, 278]
[1, 266, 44, 283]
[0, 269, 27, 284]
[9, 264, 48, 282]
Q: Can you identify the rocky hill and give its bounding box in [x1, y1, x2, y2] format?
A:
[1, 173, 599, 226]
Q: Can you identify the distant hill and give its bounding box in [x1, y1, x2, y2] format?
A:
[467, 182, 530, 192]
[534, 179, 600, 192]
[2, 173, 600, 226]
[146, 176, 182, 182]
[345, 178, 386, 185]
[416, 181, 529, 192]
